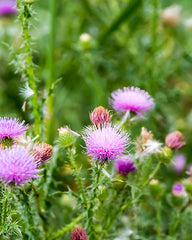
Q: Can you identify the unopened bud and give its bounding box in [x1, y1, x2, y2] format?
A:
[33, 142, 53, 164]
[79, 33, 91, 49]
[158, 146, 173, 164]
[58, 126, 79, 148]
[70, 226, 87, 240]
[149, 179, 163, 199]
[165, 131, 185, 150]
[170, 183, 188, 209]
[89, 106, 112, 128]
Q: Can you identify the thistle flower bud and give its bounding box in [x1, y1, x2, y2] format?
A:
[70, 226, 87, 240]
[79, 33, 91, 49]
[149, 179, 163, 199]
[33, 142, 53, 164]
[161, 5, 181, 26]
[58, 126, 79, 148]
[170, 184, 188, 209]
[158, 146, 173, 164]
[89, 106, 112, 128]
[165, 131, 185, 150]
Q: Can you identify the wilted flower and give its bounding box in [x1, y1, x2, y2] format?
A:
[89, 106, 112, 127]
[135, 127, 153, 156]
[33, 142, 53, 165]
[165, 131, 185, 150]
[0, 117, 28, 140]
[58, 126, 80, 148]
[110, 87, 154, 117]
[14, 134, 39, 149]
[70, 226, 87, 240]
[173, 154, 186, 174]
[161, 5, 181, 26]
[82, 124, 129, 162]
[0, 0, 17, 16]
[115, 156, 136, 176]
[0, 146, 42, 185]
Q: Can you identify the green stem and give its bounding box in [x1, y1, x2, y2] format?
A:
[46, 0, 56, 144]
[49, 212, 86, 240]
[16, 0, 40, 136]
[87, 162, 102, 240]
[168, 210, 181, 236]
[68, 148, 88, 208]
[31, 183, 47, 239]
[156, 201, 162, 240]
[1, 188, 9, 227]
[98, 0, 142, 44]
[142, 162, 161, 188]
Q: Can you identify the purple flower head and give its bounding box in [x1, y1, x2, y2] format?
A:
[110, 87, 154, 116]
[172, 183, 184, 196]
[173, 154, 186, 174]
[71, 226, 87, 240]
[0, 117, 28, 140]
[0, 0, 17, 16]
[115, 155, 136, 176]
[0, 145, 42, 185]
[82, 125, 129, 162]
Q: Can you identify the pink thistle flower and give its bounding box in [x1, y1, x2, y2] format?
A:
[0, 117, 28, 140]
[0, 0, 17, 16]
[110, 87, 154, 116]
[0, 146, 42, 185]
[115, 155, 136, 176]
[173, 154, 186, 174]
[165, 131, 185, 150]
[71, 226, 87, 240]
[82, 125, 129, 162]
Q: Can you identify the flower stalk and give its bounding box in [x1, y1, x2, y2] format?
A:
[16, 0, 40, 136]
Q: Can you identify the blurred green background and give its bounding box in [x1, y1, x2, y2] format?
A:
[0, 0, 192, 156]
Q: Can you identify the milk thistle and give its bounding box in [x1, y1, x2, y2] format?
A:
[82, 124, 129, 162]
[0, 145, 42, 185]
[0, 117, 28, 140]
[110, 87, 154, 117]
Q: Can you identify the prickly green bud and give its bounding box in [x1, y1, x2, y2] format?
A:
[58, 126, 79, 148]
[149, 179, 162, 198]
[24, 0, 35, 4]
[158, 146, 173, 163]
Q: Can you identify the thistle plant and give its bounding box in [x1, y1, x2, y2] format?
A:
[1, 1, 192, 240]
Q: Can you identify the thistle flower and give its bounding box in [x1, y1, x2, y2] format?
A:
[0, 146, 42, 185]
[115, 156, 136, 176]
[70, 226, 87, 240]
[173, 154, 186, 174]
[161, 5, 181, 26]
[135, 127, 153, 156]
[110, 87, 154, 117]
[82, 125, 129, 162]
[165, 131, 185, 150]
[33, 142, 53, 165]
[89, 106, 112, 127]
[0, 0, 17, 15]
[0, 117, 28, 140]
